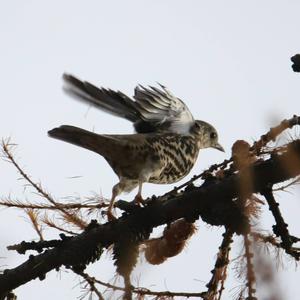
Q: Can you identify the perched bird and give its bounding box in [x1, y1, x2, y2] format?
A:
[48, 74, 224, 220]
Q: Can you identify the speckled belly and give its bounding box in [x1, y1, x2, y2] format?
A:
[148, 135, 199, 184]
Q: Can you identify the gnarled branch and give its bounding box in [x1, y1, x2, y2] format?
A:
[1, 139, 300, 296]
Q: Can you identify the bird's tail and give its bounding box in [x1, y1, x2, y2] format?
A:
[48, 125, 107, 154]
[63, 73, 140, 123]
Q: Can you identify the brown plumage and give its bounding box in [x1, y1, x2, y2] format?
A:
[48, 74, 224, 219]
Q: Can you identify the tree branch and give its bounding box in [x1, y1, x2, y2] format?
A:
[76, 271, 206, 299]
[291, 54, 300, 72]
[1, 140, 300, 296]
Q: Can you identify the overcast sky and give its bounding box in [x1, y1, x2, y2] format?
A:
[1, 1, 300, 299]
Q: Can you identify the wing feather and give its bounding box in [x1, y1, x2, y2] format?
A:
[63, 73, 195, 134]
[133, 85, 195, 134]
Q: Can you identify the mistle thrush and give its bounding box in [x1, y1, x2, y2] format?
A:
[48, 74, 224, 219]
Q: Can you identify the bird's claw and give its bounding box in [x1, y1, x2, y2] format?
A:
[102, 208, 117, 221]
[134, 194, 145, 206]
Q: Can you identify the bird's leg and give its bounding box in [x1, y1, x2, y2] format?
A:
[134, 182, 144, 206]
[107, 197, 117, 221]
[106, 183, 121, 221]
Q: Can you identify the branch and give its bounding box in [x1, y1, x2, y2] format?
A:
[261, 188, 300, 259]
[204, 228, 233, 300]
[76, 271, 206, 299]
[0, 199, 107, 210]
[291, 54, 300, 72]
[251, 115, 300, 152]
[1, 140, 300, 296]
[1, 140, 87, 229]
[77, 271, 105, 300]
[243, 234, 256, 300]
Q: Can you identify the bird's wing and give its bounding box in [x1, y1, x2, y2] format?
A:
[133, 84, 195, 134]
[63, 74, 140, 123]
[63, 74, 195, 134]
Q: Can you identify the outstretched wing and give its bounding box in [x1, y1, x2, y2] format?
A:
[63, 74, 139, 122]
[63, 74, 195, 134]
[133, 84, 194, 134]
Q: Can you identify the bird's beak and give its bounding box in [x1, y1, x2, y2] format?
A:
[213, 143, 225, 152]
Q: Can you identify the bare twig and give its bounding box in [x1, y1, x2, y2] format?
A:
[77, 271, 105, 300]
[76, 271, 206, 299]
[25, 209, 44, 240]
[1, 140, 87, 229]
[42, 215, 79, 235]
[204, 228, 233, 300]
[261, 188, 300, 260]
[251, 115, 300, 155]
[243, 234, 257, 300]
[273, 176, 300, 192]
[0, 198, 108, 210]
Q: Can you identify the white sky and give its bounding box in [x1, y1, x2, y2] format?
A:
[1, 1, 300, 299]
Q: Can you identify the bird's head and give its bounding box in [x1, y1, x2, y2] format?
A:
[191, 120, 224, 152]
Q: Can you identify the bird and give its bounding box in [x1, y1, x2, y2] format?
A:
[48, 74, 224, 220]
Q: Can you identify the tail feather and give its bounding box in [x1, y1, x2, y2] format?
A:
[63, 74, 140, 122]
[48, 125, 113, 155]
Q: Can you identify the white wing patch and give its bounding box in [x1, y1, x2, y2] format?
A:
[134, 84, 195, 134]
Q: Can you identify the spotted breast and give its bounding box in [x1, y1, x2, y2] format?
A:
[146, 134, 199, 184]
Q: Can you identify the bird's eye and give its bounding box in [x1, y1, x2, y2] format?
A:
[210, 132, 217, 139]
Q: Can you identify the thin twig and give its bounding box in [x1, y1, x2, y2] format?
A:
[0, 199, 108, 210]
[262, 188, 300, 260]
[42, 216, 79, 235]
[1, 140, 87, 229]
[273, 176, 300, 192]
[77, 271, 105, 300]
[243, 234, 256, 300]
[76, 271, 206, 299]
[251, 115, 300, 155]
[25, 209, 44, 240]
[204, 228, 234, 300]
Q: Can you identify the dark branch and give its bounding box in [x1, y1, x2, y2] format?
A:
[1, 140, 300, 296]
[291, 54, 300, 72]
[261, 188, 300, 259]
[76, 271, 105, 300]
[7, 239, 64, 254]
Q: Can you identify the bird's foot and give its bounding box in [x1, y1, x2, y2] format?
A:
[134, 194, 145, 206]
[102, 206, 117, 221]
[106, 209, 117, 221]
